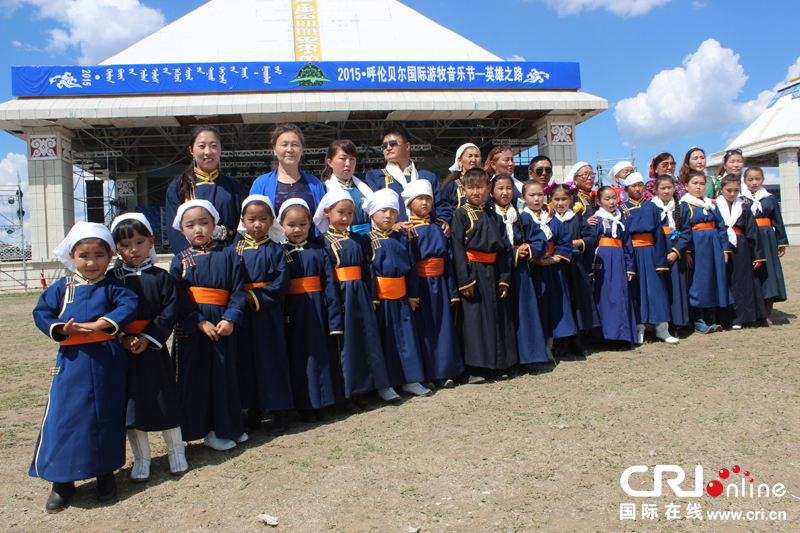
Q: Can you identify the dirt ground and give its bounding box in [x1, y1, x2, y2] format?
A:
[1, 250, 799, 533]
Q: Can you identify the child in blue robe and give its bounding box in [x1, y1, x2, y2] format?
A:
[675, 172, 733, 333]
[590, 187, 639, 346]
[170, 199, 248, 451]
[108, 214, 187, 483]
[364, 188, 432, 397]
[523, 180, 578, 360]
[32, 222, 138, 512]
[322, 140, 375, 235]
[402, 180, 464, 388]
[278, 198, 345, 421]
[490, 175, 548, 365]
[314, 190, 397, 406]
[621, 172, 679, 344]
[235, 195, 293, 435]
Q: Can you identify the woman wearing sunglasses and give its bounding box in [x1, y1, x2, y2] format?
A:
[643, 153, 685, 201]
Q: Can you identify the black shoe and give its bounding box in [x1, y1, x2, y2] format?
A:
[45, 482, 75, 513]
[569, 337, 588, 357]
[269, 411, 287, 436]
[243, 407, 262, 432]
[96, 472, 117, 504]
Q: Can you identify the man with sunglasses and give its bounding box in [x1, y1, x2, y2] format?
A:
[365, 125, 452, 235]
[528, 155, 554, 193]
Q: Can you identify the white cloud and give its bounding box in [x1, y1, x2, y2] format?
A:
[13, 0, 165, 64]
[775, 56, 800, 89]
[539, 0, 672, 17]
[763, 171, 780, 186]
[692, 1, 706, 7]
[507, 54, 526, 62]
[615, 39, 772, 147]
[0, 153, 29, 239]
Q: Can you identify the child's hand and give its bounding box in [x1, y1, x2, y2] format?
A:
[498, 285, 508, 299]
[72, 319, 113, 337]
[627, 273, 634, 282]
[245, 293, 254, 303]
[754, 261, 762, 270]
[57, 318, 93, 337]
[667, 252, 678, 265]
[571, 239, 582, 250]
[461, 286, 474, 298]
[778, 248, 786, 258]
[588, 273, 595, 281]
[120, 335, 136, 351]
[587, 216, 598, 226]
[724, 253, 729, 264]
[373, 302, 378, 311]
[216, 319, 234, 337]
[409, 300, 418, 312]
[392, 221, 412, 234]
[450, 300, 457, 306]
[685, 254, 693, 269]
[439, 222, 451, 238]
[518, 246, 529, 259]
[198, 320, 219, 341]
[129, 336, 151, 354]
[551, 256, 562, 264]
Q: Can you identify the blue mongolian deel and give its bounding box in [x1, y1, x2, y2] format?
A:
[12, 61, 581, 97]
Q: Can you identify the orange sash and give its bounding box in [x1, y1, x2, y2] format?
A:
[466, 250, 497, 263]
[732, 227, 744, 235]
[334, 267, 362, 282]
[631, 233, 655, 247]
[662, 226, 672, 235]
[756, 218, 772, 227]
[60, 331, 116, 346]
[416, 258, 445, 278]
[376, 276, 406, 300]
[546, 242, 556, 255]
[244, 281, 271, 291]
[187, 287, 230, 306]
[598, 238, 622, 248]
[691, 222, 716, 231]
[287, 277, 322, 295]
[123, 320, 151, 335]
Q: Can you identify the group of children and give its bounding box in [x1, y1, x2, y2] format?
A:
[30, 153, 787, 513]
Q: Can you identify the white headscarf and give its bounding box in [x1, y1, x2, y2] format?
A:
[401, 180, 434, 219]
[54, 222, 116, 273]
[172, 199, 220, 231]
[523, 207, 553, 241]
[741, 186, 771, 216]
[313, 190, 354, 234]
[277, 198, 311, 223]
[449, 143, 479, 172]
[622, 172, 645, 187]
[238, 194, 285, 242]
[650, 197, 676, 231]
[364, 188, 401, 217]
[565, 161, 591, 187]
[609, 161, 633, 183]
[110, 213, 159, 265]
[680, 194, 715, 214]
[717, 197, 743, 247]
[595, 207, 624, 238]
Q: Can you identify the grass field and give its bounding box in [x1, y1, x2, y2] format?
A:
[1, 250, 799, 532]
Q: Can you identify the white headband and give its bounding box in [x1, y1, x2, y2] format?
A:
[449, 143, 479, 172]
[313, 190, 354, 234]
[53, 222, 116, 272]
[609, 161, 633, 181]
[565, 161, 591, 186]
[364, 188, 400, 216]
[238, 194, 285, 242]
[622, 172, 645, 187]
[172, 199, 220, 230]
[110, 213, 159, 264]
[278, 198, 311, 223]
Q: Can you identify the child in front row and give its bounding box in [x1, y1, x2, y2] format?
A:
[108, 214, 187, 484]
[402, 180, 464, 389]
[235, 195, 293, 436]
[450, 168, 518, 382]
[279, 199, 344, 421]
[171, 199, 248, 451]
[32, 222, 138, 512]
[365, 189, 432, 397]
[674, 171, 733, 333]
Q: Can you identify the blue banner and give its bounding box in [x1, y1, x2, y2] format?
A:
[11, 61, 580, 97]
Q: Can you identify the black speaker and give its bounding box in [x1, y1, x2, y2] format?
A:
[85, 180, 105, 224]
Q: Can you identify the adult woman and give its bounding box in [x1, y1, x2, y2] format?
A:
[643, 153, 685, 201]
[528, 155, 555, 194]
[485, 146, 523, 198]
[165, 125, 247, 253]
[711, 149, 745, 199]
[678, 147, 713, 199]
[566, 161, 597, 220]
[320, 139, 374, 234]
[441, 143, 482, 212]
[249, 123, 326, 218]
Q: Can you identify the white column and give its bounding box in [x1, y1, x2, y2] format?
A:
[534, 116, 577, 184]
[778, 148, 800, 245]
[27, 128, 75, 260]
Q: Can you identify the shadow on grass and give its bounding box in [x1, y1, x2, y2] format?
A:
[771, 309, 796, 325]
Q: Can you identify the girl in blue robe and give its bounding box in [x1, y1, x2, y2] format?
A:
[108, 214, 186, 482]
[165, 126, 247, 252]
[279, 199, 344, 420]
[321, 140, 375, 235]
[170, 200, 247, 451]
[549, 184, 601, 354]
[402, 181, 464, 387]
[32, 223, 138, 511]
[523, 180, 578, 359]
[590, 187, 639, 346]
[621, 173, 678, 344]
[490, 176, 548, 365]
[650, 176, 690, 328]
[235, 195, 293, 435]
[675, 172, 733, 333]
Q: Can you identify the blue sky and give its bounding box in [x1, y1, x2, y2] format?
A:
[0, 0, 799, 236]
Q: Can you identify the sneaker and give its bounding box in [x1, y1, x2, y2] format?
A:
[694, 321, 711, 334]
[203, 431, 236, 451]
[732, 324, 743, 330]
[377, 387, 401, 403]
[402, 382, 432, 396]
[96, 472, 117, 504]
[233, 432, 248, 444]
[45, 482, 75, 513]
[467, 375, 486, 385]
[434, 378, 456, 389]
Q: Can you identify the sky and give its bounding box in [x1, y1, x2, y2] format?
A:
[0, 0, 799, 239]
